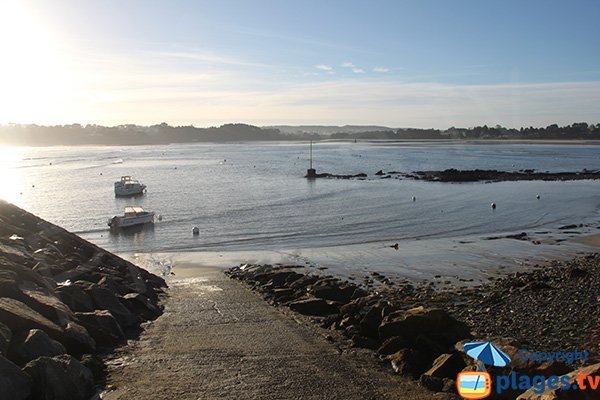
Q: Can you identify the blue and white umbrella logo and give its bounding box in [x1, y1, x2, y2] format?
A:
[463, 341, 511, 367]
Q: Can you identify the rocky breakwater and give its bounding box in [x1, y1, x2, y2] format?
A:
[0, 199, 166, 400]
[226, 264, 471, 396]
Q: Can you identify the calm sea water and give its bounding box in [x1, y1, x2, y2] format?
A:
[2, 142, 600, 279]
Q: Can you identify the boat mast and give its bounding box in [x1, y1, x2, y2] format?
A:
[310, 140, 313, 170]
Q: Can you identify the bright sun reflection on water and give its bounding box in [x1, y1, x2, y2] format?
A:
[0, 146, 26, 206]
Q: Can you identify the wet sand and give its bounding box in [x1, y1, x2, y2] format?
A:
[102, 267, 430, 400]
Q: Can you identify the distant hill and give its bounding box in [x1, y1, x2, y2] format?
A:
[0, 122, 598, 146]
[265, 125, 394, 135]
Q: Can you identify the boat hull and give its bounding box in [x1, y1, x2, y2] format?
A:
[109, 212, 154, 228]
[114, 184, 146, 197]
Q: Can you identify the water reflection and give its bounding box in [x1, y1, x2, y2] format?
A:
[109, 223, 155, 249]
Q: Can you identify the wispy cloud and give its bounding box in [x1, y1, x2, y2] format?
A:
[146, 49, 269, 68]
[373, 67, 390, 73]
[315, 64, 333, 71]
[341, 61, 365, 74]
[5, 41, 599, 129]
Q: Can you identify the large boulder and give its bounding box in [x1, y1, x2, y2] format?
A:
[59, 322, 96, 355]
[17, 282, 74, 327]
[23, 355, 94, 400]
[8, 329, 66, 366]
[0, 355, 31, 400]
[0, 297, 63, 338]
[85, 286, 139, 328]
[378, 306, 470, 345]
[55, 285, 94, 312]
[308, 279, 355, 304]
[288, 298, 338, 316]
[74, 310, 124, 347]
[121, 292, 161, 321]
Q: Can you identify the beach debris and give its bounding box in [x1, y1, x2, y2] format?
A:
[536, 194, 540, 199]
[192, 227, 199, 235]
[390, 243, 399, 250]
[9, 234, 24, 241]
[412, 196, 416, 202]
[491, 202, 496, 209]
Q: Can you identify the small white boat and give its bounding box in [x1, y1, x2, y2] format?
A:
[108, 207, 155, 228]
[114, 176, 146, 197]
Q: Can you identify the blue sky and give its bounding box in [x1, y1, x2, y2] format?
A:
[0, 0, 599, 128]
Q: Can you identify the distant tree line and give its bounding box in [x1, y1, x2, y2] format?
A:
[0, 122, 599, 146]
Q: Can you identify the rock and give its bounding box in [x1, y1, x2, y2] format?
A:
[378, 307, 470, 345]
[0, 355, 31, 400]
[423, 353, 466, 379]
[17, 282, 74, 327]
[8, 329, 66, 366]
[388, 348, 431, 378]
[359, 304, 385, 339]
[23, 355, 94, 400]
[79, 354, 105, 381]
[121, 293, 161, 321]
[1, 263, 49, 290]
[288, 298, 338, 316]
[569, 267, 588, 279]
[86, 286, 139, 328]
[378, 336, 409, 355]
[350, 334, 379, 350]
[0, 270, 22, 299]
[58, 322, 96, 355]
[0, 322, 11, 356]
[375, 170, 385, 176]
[268, 288, 299, 303]
[74, 310, 124, 347]
[55, 285, 94, 312]
[0, 297, 63, 339]
[420, 374, 444, 392]
[52, 264, 102, 287]
[518, 362, 600, 399]
[309, 280, 355, 304]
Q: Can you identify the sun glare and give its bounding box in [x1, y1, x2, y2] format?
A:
[0, 145, 26, 206]
[0, 0, 69, 124]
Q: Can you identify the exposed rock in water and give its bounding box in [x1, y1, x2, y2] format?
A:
[406, 168, 600, 182]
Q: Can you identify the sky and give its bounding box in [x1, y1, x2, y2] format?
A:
[0, 0, 599, 128]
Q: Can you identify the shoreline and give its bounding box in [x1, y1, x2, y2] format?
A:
[122, 226, 600, 288]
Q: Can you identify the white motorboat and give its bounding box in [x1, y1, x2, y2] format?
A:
[114, 176, 146, 196]
[108, 207, 155, 228]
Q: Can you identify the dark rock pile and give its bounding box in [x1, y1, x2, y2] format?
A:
[0, 200, 166, 399]
[403, 168, 600, 182]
